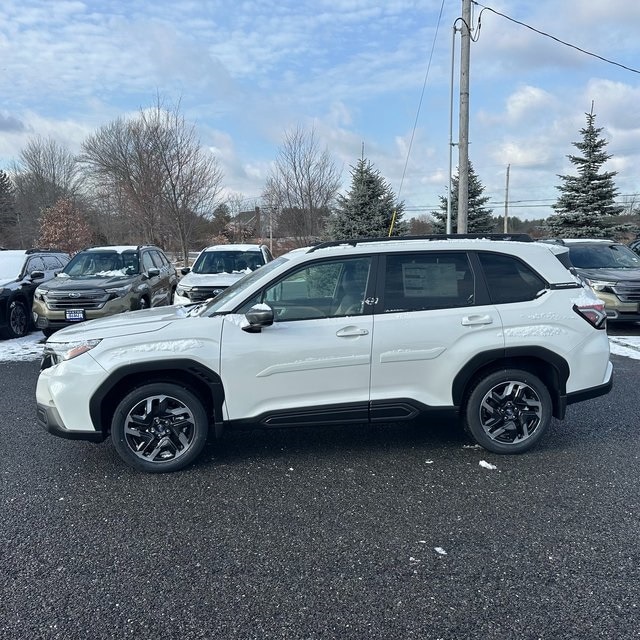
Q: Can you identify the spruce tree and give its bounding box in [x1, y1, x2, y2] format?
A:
[432, 161, 494, 233]
[546, 110, 624, 238]
[327, 158, 406, 239]
[0, 169, 17, 246]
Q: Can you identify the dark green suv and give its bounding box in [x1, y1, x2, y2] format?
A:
[32, 245, 178, 336]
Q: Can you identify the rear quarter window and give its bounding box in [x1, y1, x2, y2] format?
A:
[479, 253, 546, 304]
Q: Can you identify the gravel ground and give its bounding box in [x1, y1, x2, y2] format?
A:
[1, 355, 639, 640]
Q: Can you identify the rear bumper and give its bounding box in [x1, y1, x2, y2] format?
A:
[565, 362, 613, 407]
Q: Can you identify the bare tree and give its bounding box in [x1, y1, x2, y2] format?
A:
[10, 137, 83, 247]
[80, 98, 223, 262]
[262, 126, 341, 246]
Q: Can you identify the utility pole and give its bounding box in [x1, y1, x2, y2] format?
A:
[457, 0, 471, 233]
[503, 164, 511, 232]
[446, 21, 459, 235]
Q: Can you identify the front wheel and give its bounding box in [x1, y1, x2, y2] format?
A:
[111, 383, 209, 472]
[463, 369, 552, 454]
[5, 299, 29, 338]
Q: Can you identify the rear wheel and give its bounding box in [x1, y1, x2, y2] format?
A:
[463, 369, 552, 454]
[111, 383, 209, 473]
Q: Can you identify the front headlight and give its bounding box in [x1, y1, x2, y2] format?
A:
[44, 339, 102, 363]
[34, 287, 46, 301]
[105, 284, 132, 298]
[584, 279, 616, 293]
[176, 285, 191, 296]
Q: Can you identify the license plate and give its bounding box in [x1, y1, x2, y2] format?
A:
[65, 309, 86, 322]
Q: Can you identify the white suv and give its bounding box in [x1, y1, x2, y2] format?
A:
[36, 236, 613, 473]
[174, 244, 273, 305]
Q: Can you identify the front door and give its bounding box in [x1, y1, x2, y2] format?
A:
[220, 256, 375, 424]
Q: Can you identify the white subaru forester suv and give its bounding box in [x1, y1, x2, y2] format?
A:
[36, 236, 613, 473]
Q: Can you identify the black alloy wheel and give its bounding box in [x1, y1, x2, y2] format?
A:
[111, 383, 209, 473]
[7, 299, 29, 338]
[464, 369, 552, 454]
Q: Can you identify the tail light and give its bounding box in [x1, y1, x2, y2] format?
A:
[573, 300, 607, 329]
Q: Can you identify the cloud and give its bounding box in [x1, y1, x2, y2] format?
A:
[0, 113, 26, 133]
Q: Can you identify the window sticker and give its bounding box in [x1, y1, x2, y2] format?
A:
[402, 262, 458, 297]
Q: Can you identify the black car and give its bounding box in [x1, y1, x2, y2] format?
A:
[0, 249, 70, 339]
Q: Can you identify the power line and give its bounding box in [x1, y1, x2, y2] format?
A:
[472, 2, 640, 74]
[396, 0, 447, 202]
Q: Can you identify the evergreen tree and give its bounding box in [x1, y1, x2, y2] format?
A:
[432, 161, 494, 233]
[0, 169, 17, 246]
[545, 110, 624, 238]
[327, 158, 406, 239]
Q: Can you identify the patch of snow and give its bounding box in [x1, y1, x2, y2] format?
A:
[110, 339, 203, 357]
[0, 333, 44, 362]
[434, 547, 447, 556]
[609, 336, 640, 359]
[503, 325, 567, 337]
[479, 460, 497, 470]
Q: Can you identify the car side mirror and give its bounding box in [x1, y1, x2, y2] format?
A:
[181, 267, 191, 275]
[242, 305, 274, 333]
[29, 270, 45, 280]
[147, 267, 161, 278]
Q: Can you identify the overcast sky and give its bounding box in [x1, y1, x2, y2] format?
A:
[1, 0, 639, 221]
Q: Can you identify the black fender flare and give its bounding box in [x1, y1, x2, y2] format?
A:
[89, 358, 225, 435]
[451, 347, 570, 419]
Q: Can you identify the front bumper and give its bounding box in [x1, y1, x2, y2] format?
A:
[36, 403, 106, 442]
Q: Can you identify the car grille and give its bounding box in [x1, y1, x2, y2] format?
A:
[187, 286, 227, 302]
[44, 290, 109, 310]
[612, 282, 640, 303]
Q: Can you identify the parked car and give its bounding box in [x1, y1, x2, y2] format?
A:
[32, 245, 178, 336]
[37, 235, 612, 473]
[542, 239, 640, 324]
[0, 248, 69, 339]
[174, 244, 273, 305]
[629, 239, 640, 256]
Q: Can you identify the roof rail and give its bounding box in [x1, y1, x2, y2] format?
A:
[25, 248, 67, 254]
[538, 238, 566, 245]
[308, 233, 534, 253]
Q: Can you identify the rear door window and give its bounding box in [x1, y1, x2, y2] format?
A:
[381, 252, 475, 312]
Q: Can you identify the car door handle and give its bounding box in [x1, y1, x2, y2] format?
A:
[461, 314, 493, 326]
[336, 327, 370, 337]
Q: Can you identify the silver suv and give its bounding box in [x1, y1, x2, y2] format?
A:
[37, 236, 613, 472]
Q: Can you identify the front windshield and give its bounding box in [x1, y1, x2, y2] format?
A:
[63, 251, 139, 277]
[187, 256, 289, 317]
[569, 244, 640, 269]
[0, 253, 26, 282]
[192, 250, 265, 274]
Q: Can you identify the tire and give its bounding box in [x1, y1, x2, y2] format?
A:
[463, 369, 552, 454]
[139, 297, 149, 310]
[111, 383, 209, 473]
[5, 299, 29, 339]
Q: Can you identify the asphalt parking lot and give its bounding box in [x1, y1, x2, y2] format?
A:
[1, 351, 639, 640]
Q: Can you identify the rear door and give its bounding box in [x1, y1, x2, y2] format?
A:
[369, 251, 504, 416]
